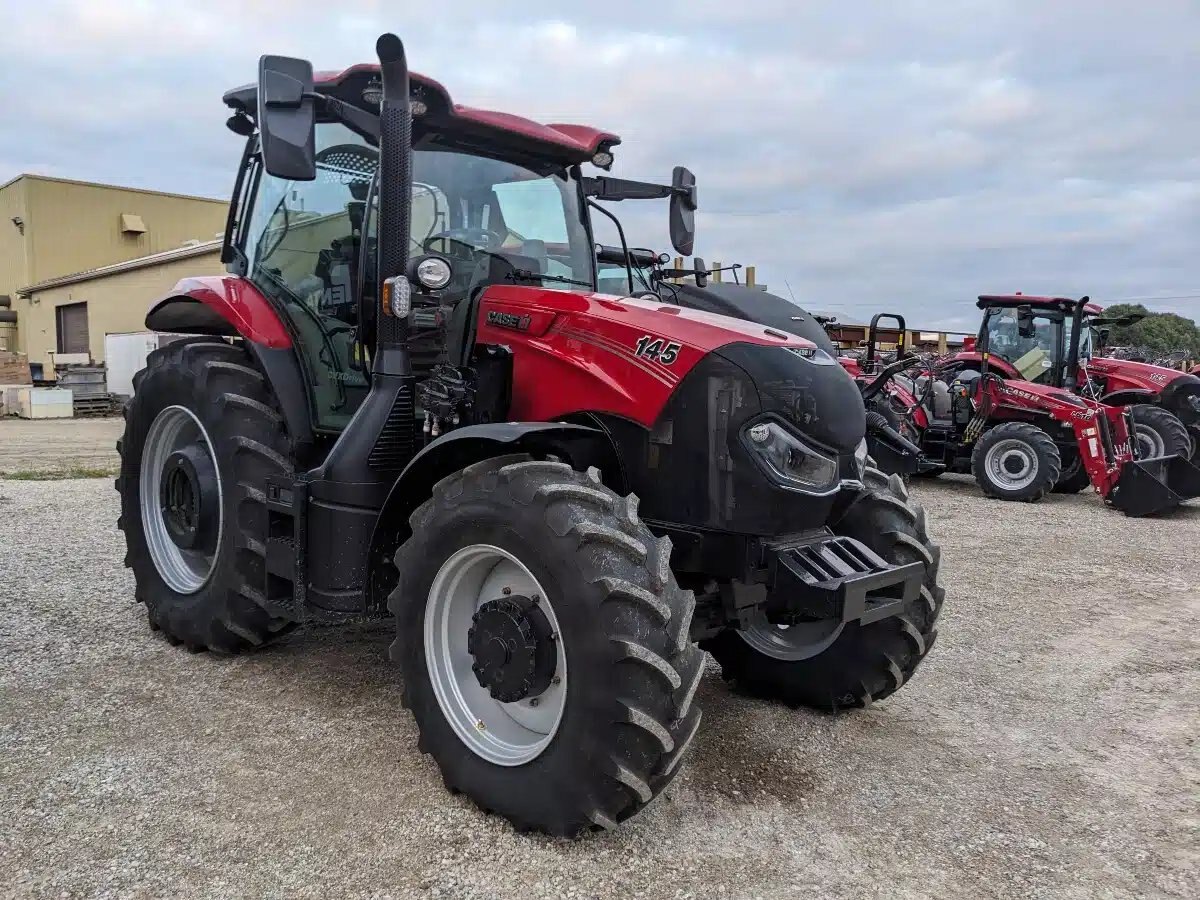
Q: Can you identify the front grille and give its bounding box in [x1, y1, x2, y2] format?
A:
[368, 383, 415, 471]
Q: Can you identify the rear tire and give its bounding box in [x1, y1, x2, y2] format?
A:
[971, 421, 1061, 502]
[115, 338, 297, 652]
[389, 456, 703, 835]
[703, 465, 944, 710]
[1128, 404, 1190, 459]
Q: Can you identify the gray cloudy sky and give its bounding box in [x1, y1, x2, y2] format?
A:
[2, 1, 1197, 330]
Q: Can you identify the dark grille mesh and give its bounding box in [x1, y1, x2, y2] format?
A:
[368, 382, 415, 471]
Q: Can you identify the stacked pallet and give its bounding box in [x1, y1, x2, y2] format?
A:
[57, 366, 112, 417]
[0, 351, 32, 385]
[0, 352, 33, 415]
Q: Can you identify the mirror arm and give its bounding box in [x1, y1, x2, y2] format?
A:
[319, 95, 381, 142]
[582, 176, 674, 202]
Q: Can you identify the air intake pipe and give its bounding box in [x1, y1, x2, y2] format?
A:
[374, 33, 413, 375]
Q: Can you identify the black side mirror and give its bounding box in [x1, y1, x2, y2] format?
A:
[692, 257, 708, 288]
[257, 55, 317, 181]
[669, 166, 697, 256]
[1016, 303, 1036, 338]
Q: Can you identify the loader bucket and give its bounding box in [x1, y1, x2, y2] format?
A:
[1106, 454, 1200, 517]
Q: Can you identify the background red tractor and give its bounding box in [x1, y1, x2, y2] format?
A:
[941, 294, 1200, 464]
[116, 34, 945, 836]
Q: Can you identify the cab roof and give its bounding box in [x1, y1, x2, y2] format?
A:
[224, 63, 620, 167]
[977, 294, 1103, 314]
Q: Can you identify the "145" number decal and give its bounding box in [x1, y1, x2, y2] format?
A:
[634, 335, 681, 365]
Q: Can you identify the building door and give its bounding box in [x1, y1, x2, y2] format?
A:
[56, 302, 89, 355]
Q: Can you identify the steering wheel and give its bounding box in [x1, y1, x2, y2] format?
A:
[426, 227, 508, 257]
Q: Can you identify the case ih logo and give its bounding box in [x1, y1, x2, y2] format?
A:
[1002, 386, 1042, 403]
[486, 310, 532, 331]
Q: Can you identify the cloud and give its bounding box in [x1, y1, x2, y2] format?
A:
[1, 1, 1197, 323]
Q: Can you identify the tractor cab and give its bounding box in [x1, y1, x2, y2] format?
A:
[974, 294, 1103, 387]
[220, 63, 697, 434]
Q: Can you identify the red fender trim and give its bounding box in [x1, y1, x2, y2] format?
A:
[146, 275, 292, 349]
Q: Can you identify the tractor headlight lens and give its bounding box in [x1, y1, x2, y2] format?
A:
[591, 150, 614, 169]
[415, 256, 452, 290]
[383, 276, 412, 317]
[743, 420, 840, 494]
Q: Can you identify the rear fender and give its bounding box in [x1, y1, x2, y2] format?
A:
[146, 275, 292, 349]
[365, 423, 622, 610]
[146, 276, 313, 453]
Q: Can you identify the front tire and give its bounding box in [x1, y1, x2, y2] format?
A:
[971, 421, 1061, 502]
[704, 465, 944, 710]
[389, 456, 704, 835]
[115, 339, 297, 652]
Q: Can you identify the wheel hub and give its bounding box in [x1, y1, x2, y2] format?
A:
[467, 596, 556, 703]
[159, 446, 218, 550]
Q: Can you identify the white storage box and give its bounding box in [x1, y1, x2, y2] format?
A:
[105, 332, 185, 398]
[14, 387, 74, 419]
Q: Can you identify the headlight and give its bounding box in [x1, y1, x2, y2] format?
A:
[743, 420, 840, 494]
[415, 256, 452, 290]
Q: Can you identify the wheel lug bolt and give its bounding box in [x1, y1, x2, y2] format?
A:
[502, 587, 512, 596]
[531, 594, 540, 604]
[551, 676, 561, 685]
[529, 698, 539, 707]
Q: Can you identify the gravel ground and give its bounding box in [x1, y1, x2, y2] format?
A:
[1, 475, 1197, 899]
[0, 418, 123, 475]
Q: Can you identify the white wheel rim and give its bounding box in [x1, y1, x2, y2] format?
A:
[984, 438, 1039, 491]
[424, 544, 567, 766]
[138, 405, 223, 594]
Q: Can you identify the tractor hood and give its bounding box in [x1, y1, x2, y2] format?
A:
[1085, 356, 1199, 395]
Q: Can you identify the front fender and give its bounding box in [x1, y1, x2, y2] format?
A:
[365, 423, 621, 610]
[1099, 388, 1157, 407]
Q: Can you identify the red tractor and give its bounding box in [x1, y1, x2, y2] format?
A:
[851, 311, 1200, 514]
[116, 35, 944, 835]
[941, 294, 1200, 464]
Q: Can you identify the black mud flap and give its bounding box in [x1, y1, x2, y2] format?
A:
[1108, 454, 1200, 517]
[765, 534, 924, 626]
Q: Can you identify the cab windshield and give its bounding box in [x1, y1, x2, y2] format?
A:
[984, 308, 1063, 383]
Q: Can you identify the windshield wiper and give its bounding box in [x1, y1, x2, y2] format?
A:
[508, 270, 593, 289]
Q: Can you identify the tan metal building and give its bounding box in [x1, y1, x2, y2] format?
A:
[17, 241, 225, 375]
[1, 174, 227, 374]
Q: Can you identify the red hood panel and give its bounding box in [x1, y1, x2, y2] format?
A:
[475, 286, 817, 427]
[1086, 357, 1188, 392]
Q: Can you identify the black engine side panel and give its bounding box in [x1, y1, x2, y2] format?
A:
[588, 351, 841, 559]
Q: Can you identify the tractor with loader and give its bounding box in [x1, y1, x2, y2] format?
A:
[836, 308, 1200, 513]
[938, 294, 1200, 465]
[116, 34, 944, 836]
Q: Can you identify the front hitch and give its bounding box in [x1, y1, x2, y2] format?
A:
[760, 532, 924, 625]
